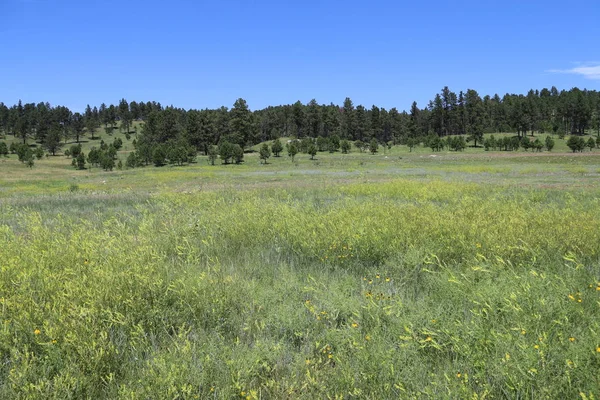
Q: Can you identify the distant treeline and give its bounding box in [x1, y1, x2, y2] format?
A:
[1, 87, 599, 155]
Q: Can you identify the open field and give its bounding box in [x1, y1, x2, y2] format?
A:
[1, 139, 600, 398]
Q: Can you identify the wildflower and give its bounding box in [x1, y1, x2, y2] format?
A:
[596, 346, 600, 353]
[328, 354, 333, 359]
[456, 373, 461, 378]
[521, 329, 526, 335]
[568, 294, 575, 301]
[425, 336, 432, 342]
[34, 329, 41, 335]
[476, 243, 482, 248]
[376, 274, 380, 279]
[569, 337, 576, 342]
[577, 299, 582, 303]
[534, 345, 539, 349]
[305, 300, 310, 304]
[52, 339, 57, 344]
[385, 277, 390, 282]
[305, 359, 311, 365]
[504, 353, 510, 361]
[241, 391, 246, 397]
[351, 323, 358, 328]
[368, 280, 373, 284]
[365, 335, 371, 341]
[365, 291, 372, 298]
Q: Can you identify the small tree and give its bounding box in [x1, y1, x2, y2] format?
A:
[308, 143, 317, 160]
[126, 151, 138, 168]
[34, 147, 44, 159]
[288, 142, 298, 162]
[0, 142, 7, 156]
[75, 152, 86, 169]
[207, 145, 218, 165]
[26, 156, 34, 169]
[69, 143, 82, 159]
[259, 143, 271, 164]
[271, 139, 283, 157]
[545, 136, 555, 151]
[586, 137, 595, 151]
[232, 144, 244, 164]
[153, 145, 167, 166]
[340, 139, 351, 154]
[533, 138, 543, 152]
[88, 148, 101, 167]
[219, 141, 234, 164]
[567, 136, 585, 152]
[113, 137, 123, 150]
[354, 140, 365, 153]
[100, 153, 115, 171]
[369, 138, 378, 154]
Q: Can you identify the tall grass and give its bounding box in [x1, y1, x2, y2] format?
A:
[1, 179, 599, 398]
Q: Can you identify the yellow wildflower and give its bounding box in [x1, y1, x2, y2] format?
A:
[34, 329, 41, 335]
[351, 323, 358, 328]
[569, 337, 576, 342]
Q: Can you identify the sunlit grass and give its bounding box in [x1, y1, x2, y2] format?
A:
[1, 137, 600, 398]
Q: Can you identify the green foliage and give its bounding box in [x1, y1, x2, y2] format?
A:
[126, 151, 138, 169]
[219, 141, 234, 164]
[307, 143, 317, 159]
[207, 145, 218, 165]
[369, 138, 378, 154]
[447, 136, 466, 151]
[340, 139, 351, 154]
[271, 139, 283, 157]
[586, 137, 595, 151]
[567, 136, 586, 152]
[287, 141, 298, 161]
[75, 152, 86, 170]
[545, 135, 555, 151]
[69, 143, 82, 159]
[34, 146, 44, 159]
[259, 143, 271, 164]
[153, 145, 167, 166]
[113, 137, 123, 150]
[100, 153, 115, 171]
[232, 144, 244, 164]
[0, 141, 9, 156]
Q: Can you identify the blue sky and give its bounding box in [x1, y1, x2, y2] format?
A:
[1, 0, 599, 111]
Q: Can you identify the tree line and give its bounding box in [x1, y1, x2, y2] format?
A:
[1, 87, 599, 165]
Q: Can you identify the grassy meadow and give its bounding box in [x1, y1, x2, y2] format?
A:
[1, 130, 600, 398]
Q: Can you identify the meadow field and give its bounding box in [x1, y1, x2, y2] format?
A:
[1, 133, 600, 398]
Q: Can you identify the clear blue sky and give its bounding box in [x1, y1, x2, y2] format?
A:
[1, 0, 599, 112]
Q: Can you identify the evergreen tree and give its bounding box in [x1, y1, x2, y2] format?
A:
[271, 138, 283, 157]
[259, 143, 271, 164]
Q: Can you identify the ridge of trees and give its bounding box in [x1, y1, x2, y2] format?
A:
[1, 87, 600, 167]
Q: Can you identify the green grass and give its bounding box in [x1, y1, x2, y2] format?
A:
[1, 134, 600, 398]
